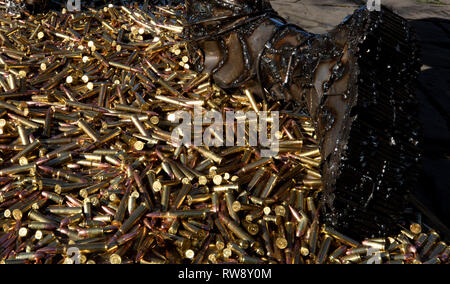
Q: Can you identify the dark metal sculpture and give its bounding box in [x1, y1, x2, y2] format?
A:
[184, 0, 422, 238]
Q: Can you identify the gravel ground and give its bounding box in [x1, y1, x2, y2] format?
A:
[271, 0, 450, 235]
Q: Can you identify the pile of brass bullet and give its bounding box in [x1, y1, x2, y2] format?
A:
[0, 3, 448, 264]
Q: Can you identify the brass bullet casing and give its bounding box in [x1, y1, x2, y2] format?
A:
[17, 124, 30, 145]
[341, 253, 361, 264]
[362, 240, 385, 251]
[61, 213, 84, 227]
[225, 191, 240, 224]
[321, 225, 360, 248]
[117, 203, 148, 235]
[160, 185, 170, 212]
[128, 191, 140, 215]
[55, 183, 90, 194]
[242, 220, 260, 236]
[211, 192, 219, 213]
[415, 233, 428, 248]
[247, 167, 266, 192]
[194, 146, 223, 165]
[410, 223, 422, 235]
[28, 209, 56, 224]
[146, 209, 209, 219]
[10, 140, 41, 164]
[218, 213, 255, 244]
[316, 235, 333, 264]
[47, 206, 83, 216]
[238, 158, 272, 175]
[420, 231, 440, 258]
[240, 255, 264, 264]
[440, 247, 450, 262]
[42, 191, 64, 205]
[308, 221, 319, 256]
[114, 190, 131, 225]
[306, 197, 316, 219]
[0, 164, 36, 176]
[110, 254, 122, 264]
[168, 219, 181, 235]
[77, 119, 100, 142]
[259, 174, 278, 199]
[329, 246, 347, 263]
[68, 243, 107, 254]
[213, 184, 238, 192]
[422, 257, 441, 264]
[246, 208, 264, 223]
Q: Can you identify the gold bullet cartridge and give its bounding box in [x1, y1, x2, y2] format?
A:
[46, 206, 83, 215]
[219, 213, 255, 244]
[225, 191, 240, 224]
[321, 225, 360, 248]
[117, 203, 148, 236]
[238, 158, 272, 174]
[10, 139, 41, 164]
[329, 245, 347, 263]
[420, 231, 440, 258]
[77, 119, 100, 142]
[317, 235, 333, 264]
[260, 174, 278, 199]
[113, 190, 130, 226]
[428, 241, 447, 259]
[308, 221, 319, 255]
